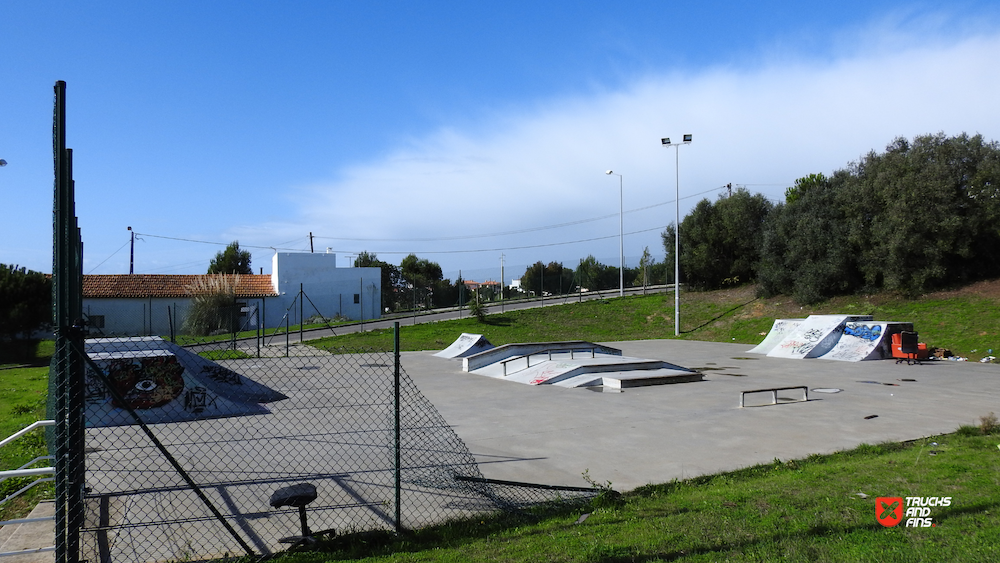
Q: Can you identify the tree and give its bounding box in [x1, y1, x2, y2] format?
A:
[784, 173, 827, 204]
[637, 247, 656, 287]
[757, 131, 1000, 302]
[400, 254, 443, 289]
[756, 172, 861, 303]
[354, 251, 404, 312]
[208, 241, 252, 274]
[666, 188, 774, 290]
[467, 290, 488, 322]
[0, 264, 51, 340]
[399, 254, 450, 309]
[521, 261, 574, 296]
[660, 226, 676, 286]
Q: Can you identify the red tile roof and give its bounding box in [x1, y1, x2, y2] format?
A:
[83, 274, 277, 299]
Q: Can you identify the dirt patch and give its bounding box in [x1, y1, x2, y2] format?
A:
[922, 278, 1000, 301]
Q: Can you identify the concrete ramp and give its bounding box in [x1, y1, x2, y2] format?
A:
[819, 321, 912, 362]
[473, 355, 700, 388]
[766, 315, 873, 359]
[84, 336, 288, 427]
[446, 339, 702, 390]
[434, 333, 495, 359]
[463, 341, 621, 372]
[746, 319, 804, 355]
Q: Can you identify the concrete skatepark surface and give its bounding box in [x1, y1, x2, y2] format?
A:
[405, 339, 1000, 491]
[7, 338, 999, 561]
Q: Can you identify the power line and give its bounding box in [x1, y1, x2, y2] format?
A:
[132, 232, 305, 252]
[126, 184, 730, 259]
[86, 239, 130, 274]
[311, 185, 727, 243]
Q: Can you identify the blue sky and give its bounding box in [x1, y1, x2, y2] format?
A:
[3, 1, 1000, 284]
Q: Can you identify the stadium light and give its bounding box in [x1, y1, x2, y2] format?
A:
[661, 134, 692, 336]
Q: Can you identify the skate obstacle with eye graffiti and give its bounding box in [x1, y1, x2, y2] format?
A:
[84, 336, 289, 427]
[748, 315, 914, 362]
[436, 336, 703, 390]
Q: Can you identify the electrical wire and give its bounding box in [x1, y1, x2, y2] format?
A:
[310, 185, 727, 243]
[127, 184, 733, 261]
[86, 240, 131, 274]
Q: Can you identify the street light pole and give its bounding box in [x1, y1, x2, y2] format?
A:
[661, 135, 692, 336]
[606, 170, 624, 297]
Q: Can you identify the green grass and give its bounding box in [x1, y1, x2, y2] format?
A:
[0, 342, 55, 522]
[197, 349, 253, 360]
[310, 283, 1000, 361]
[272, 427, 1000, 563]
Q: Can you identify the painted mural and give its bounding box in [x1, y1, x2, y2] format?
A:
[84, 337, 288, 427]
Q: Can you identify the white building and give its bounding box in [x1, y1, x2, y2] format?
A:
[82, 252, 381, 336]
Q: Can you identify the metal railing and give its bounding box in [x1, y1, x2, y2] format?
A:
[0, 420, 56, 558]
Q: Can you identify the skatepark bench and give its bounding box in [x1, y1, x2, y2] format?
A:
[740, 386, 808, 408]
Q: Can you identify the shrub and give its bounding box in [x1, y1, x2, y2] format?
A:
[182, 276, 242, 336]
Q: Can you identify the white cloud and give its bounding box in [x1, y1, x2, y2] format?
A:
[245, 23, 1000, 277]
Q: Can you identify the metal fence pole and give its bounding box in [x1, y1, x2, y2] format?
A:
[394, 321, 402, 532]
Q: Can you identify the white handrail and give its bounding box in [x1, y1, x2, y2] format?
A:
[0, 420, 54, 449]
[0, 467, 54, 480]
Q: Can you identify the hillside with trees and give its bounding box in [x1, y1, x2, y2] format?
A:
[664, 132, 1000, 303]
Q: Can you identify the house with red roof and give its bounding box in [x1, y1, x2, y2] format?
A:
[82, 252, 381, 336]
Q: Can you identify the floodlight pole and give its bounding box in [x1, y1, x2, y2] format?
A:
[661, 135, 692, 336]
[606, 171, 624, 297]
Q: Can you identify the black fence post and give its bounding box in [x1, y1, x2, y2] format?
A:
[394, 321, 402, 532]
[52, 79, 85, 563]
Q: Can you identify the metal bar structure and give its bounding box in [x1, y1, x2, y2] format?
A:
[740, 386, 809, 408]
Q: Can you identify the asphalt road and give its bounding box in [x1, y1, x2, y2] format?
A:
[253, 284, 675, 346]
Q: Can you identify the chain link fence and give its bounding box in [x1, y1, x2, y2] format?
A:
[50, 308, 596, 563]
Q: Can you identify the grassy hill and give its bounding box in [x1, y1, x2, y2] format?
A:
[312, 280, 1000, 362]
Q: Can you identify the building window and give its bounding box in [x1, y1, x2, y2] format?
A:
[353, 294, 360, 304]
[89, 315, 105, 328]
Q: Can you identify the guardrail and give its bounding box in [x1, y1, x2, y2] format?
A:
[499, 348, 601, 376]
[0, 420, 55, 558]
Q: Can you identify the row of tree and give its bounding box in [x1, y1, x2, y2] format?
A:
[663, 132, 1000, 303]
[0, 264, 51, 341]
[357, 251, 666, 312]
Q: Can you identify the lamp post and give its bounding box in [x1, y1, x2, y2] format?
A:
[661, 134, 692, 336]
[605, 170, 624, 298]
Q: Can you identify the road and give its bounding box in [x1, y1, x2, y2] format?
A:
[251, 284, 675, 347]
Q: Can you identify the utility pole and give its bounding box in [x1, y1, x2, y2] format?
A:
[309, 232, 314, 253]
[727, 183, 732, 197]
[128, 226, 134, 274]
